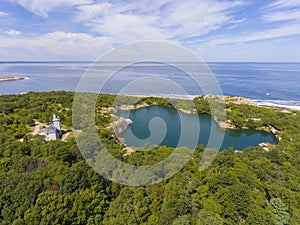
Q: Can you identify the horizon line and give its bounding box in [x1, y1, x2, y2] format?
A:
[1, 60, 300, 63]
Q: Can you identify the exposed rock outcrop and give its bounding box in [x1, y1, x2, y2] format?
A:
[204, 95, 257, 106]
[115, 103, 150, 111]
[217, 119, 235, 129]
[112, 117, 132, 135]
[123, 147, 136, 155]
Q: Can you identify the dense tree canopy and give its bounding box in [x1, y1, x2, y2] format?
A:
[0, 91, 299, 224]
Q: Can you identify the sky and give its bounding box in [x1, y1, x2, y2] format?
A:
[0, 0, 300, 61]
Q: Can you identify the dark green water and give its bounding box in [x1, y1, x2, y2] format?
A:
[118, 106, 275, 150]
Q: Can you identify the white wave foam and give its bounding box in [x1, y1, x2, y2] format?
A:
[255, 100, 300, 110]
[24, 77, 29, 80]
[118, 93, 198, 100]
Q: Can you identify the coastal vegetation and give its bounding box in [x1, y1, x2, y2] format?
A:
[0, 91, 300, 224]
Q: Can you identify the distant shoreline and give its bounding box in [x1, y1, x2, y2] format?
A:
[115, 94, 300, 111]
[0, 77, 25, 82]
[0, 89, 299, 111]
[256, 101, 300, 111]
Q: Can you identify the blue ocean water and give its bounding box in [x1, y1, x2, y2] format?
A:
[0, 61, 300, 108]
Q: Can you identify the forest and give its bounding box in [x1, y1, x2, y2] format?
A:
[0, 91, 300, 225]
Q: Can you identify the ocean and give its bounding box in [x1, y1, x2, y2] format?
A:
[0, 61, 300, 109]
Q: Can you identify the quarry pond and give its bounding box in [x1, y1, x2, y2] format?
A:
[117, 106, 275, 150]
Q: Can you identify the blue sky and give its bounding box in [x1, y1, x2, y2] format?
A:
[0, 0, 300, 61]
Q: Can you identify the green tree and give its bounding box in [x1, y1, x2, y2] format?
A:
[196, 210, 224, 225]
[267, 198, 291, 225]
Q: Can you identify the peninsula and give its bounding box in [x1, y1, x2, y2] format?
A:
[0, 76, 25, 82]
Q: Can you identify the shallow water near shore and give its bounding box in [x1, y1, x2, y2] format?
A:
[117, 106, 275, 150]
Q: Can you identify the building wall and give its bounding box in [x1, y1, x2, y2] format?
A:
[46, 133, 57, 141]
[53, 119, 61, 131]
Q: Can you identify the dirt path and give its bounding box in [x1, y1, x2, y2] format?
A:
[61, 131, 71, 142]
[30, 120, 47, 135]
[31, 124, 41, 135]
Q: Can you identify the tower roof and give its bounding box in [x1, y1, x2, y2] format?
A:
[53, 114, 60, 121]
[46, 124, 57, 134]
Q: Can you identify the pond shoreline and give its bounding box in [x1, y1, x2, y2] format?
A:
[116, 105, 276, 151]
[107, 94, 286, 152]
[109, 98, 272, 133]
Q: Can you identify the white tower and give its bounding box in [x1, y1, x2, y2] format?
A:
[53, 114, 61, 131]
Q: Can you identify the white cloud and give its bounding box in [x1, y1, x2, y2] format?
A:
[86, 14, 167, 43]
[75, 0, 245, 43]
[263, 10, 300, 22]
[0, 32, 113, 60]
[6, 29, 22, 36]
[0, 11, 9, 16]
[158, 0, 244, 37]
[265, 0, 300, 10]
[6, 0, 298, 61]
[12, 0, 93, 17]
[206, 23, 300, 45]
[10, 0, 246, 43]
[74, 2, 113, 22]
[263, 0, 300, 22]
[0, 0, 250, 60]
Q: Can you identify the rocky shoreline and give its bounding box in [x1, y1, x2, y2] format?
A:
[106, 95, 284, 144]
[107, 116, 133, 146]
[110, 95, 258, 129]
[0, 77, 25, 82]
[104, 95, 281, 154]
[111, 117, 133, 135]
[107, 95, 257, 131]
